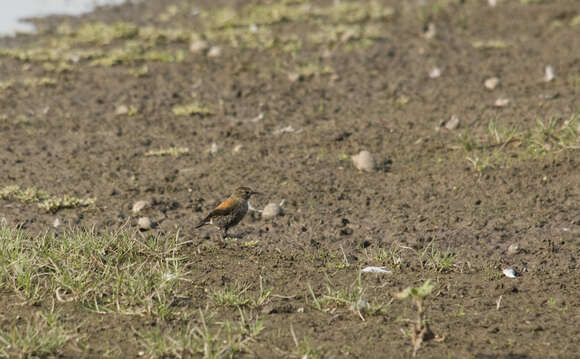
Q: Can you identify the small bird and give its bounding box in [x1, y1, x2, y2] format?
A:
[195, 186, 259, 238]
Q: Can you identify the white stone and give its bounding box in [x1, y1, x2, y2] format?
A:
[190, 40, 209, 53]
[484, 77, 500, 90]
[495, 98, 510, 107]
[262, 203, 283, 219]
[429, 67, 441, 78]
[445, 115, 460, 130]
[507, 243, 521, 255]
[132, 200, 150, 214]
[503, 268, 517, 278]
[544, 65, 555, 82]
[137, 217, 152, 230]
[207, 46, 222, 58]
[352, 151, 376, 172]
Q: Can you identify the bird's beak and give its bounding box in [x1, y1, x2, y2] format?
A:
[251, 190, 262, 196]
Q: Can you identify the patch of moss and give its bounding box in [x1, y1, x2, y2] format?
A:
[0, 185, 49, 202]
[0, 185, 95, 213]
[57, 22, 139, 45]
[39, 195, 96, 213]
[293, 63, 333, 79]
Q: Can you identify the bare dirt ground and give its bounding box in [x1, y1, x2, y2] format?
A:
[0, 0, 579, 358]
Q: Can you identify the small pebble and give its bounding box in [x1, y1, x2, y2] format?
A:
[210, 143, 218, 154]
[503, 268, 517, 278]
[445, 115, 460, 130]
[137, 217, 152, 231]
[507, 243, 521, 255]
[352, 151, 376, 172]
[207, 46, 222, 58]
[429, 67, 441, 78]
[424, 23, 436, 39]
[53, 218, 61, 228]
[495, 98, 510, 107]
[115, 105, 129, 115]
[190, 40, 209, 53]
[262, 203, 283, 219]
[287, 72, 300, 82]
[132, 200, 150, 214]
[484, 77, 500, 90]
[544, 65, 555, 82]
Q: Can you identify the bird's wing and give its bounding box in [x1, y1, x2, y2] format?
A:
[213, 198, 237, 214]
[195, 198, 236, 228]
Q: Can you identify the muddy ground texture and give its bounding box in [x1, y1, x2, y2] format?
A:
[0, 0, 579, 358]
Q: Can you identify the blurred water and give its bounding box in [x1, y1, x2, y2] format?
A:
[0, 0, 125, 35]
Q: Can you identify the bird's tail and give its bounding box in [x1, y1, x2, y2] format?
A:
[195, 216, 209, 229]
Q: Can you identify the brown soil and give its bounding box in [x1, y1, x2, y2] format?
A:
[0, 0, 579, 358]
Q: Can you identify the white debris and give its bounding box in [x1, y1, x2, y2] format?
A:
[248, 202, 260, 212]
[132, 200, 150, 214]
[115, 104, 129, 115]
[207, 46, 222, 58]
[507, 243, 521, 255]
[352, 151, 376, 172]
[249, 200, 285, 215]
[210, 143, 218, 153]
[495, 98, 510, 107]
[262, 203, 283, 219]
[137, 217, 152, 231]
[424, 23, 436, 39]
[190, 40, 209, 53]
[53, 218, 61, 228]
[429, 67, 441, 78]
[361, 266, 392, 274]
[503, 268, 517, 278]
[544, 65, 555, 82]
[488, 0, 497, 7]
[275, 125, 296, 134]
[250, 113, 264, 122]
[484, 77, 500, 90]
[287, 72, 300, 82]
[445, 115, 460, 130]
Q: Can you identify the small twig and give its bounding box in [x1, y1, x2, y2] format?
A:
[290, 324, 299, 348]
[339, 245, 349, 266]
[399, 245, 416, 252]
[496, 295, 503, 310]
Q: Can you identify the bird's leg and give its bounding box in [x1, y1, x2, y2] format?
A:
[221, 228, 228, 240]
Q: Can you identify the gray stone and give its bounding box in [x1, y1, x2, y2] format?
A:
[262, 203, 283, 219]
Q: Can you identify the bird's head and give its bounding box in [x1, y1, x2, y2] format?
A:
[233, 186, 259, 200]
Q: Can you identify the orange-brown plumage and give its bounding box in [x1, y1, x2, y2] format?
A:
[215, 197, 236, 211]
[196, 187, 258, 238]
